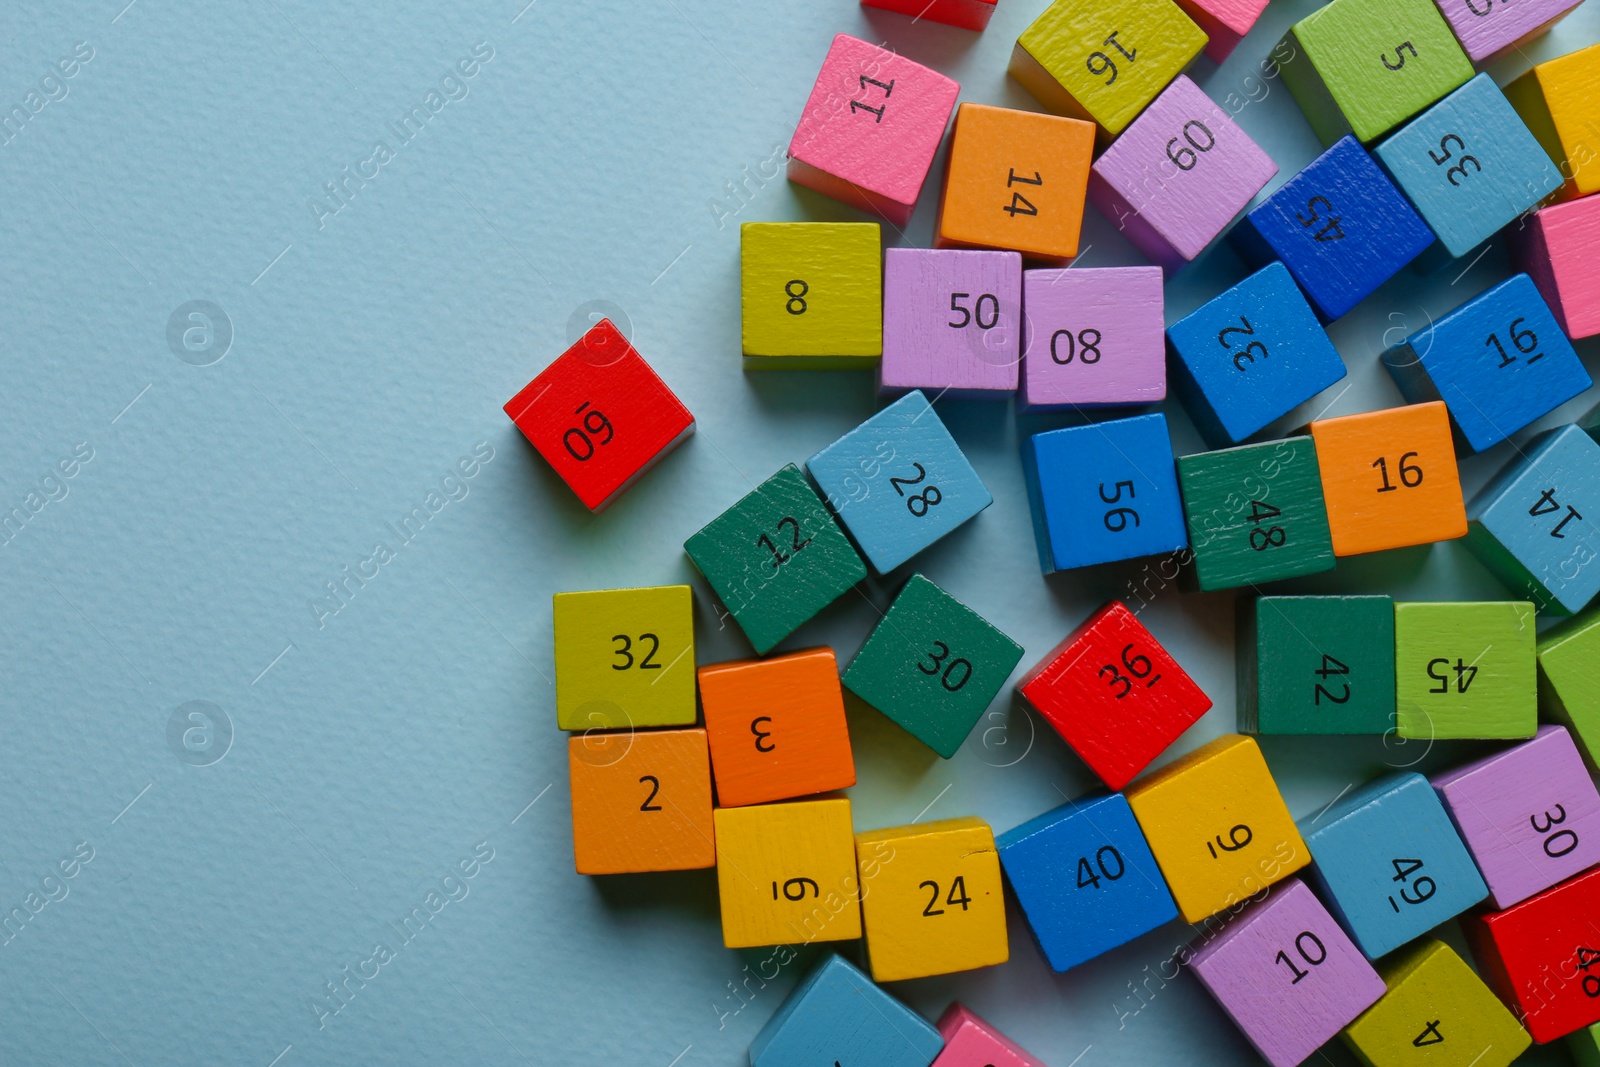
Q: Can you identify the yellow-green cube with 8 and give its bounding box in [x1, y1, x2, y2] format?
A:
[741, 222, 881, 369]
[553, 585, 696, 731]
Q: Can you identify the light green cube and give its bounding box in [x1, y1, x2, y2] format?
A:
[1395, 601, 1536, 739]
[1537, 607, 1600, 771]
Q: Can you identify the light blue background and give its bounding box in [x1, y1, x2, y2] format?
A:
[0, 0, 1595, 1064]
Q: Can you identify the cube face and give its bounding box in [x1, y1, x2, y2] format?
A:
[1539, 610, 1600, 770]
[1433, 0, 1580, 62]
[1174, 0, 1271, 61]
[749, 954, 944, 1067]
[567, 729, 715, 875]
[714, 799, 862, 949]
[740, 223, 882, 366]
[1394, 601, 1536, 740]
[842, 574, 1025, 759]
[1519, 193, 1600, 340]
[996, 793, 1178, 972]
[1308, 402, 1467, 557]
[936, 104, 1096, 262]
[855, 817, 1007, 981]
[1241, 595, 1396, 735]
[552, 585, 696, 732]
[1508, 44, 1600, 199]
[1019, 601, 1211, 790]
[861, 0, 997, 31]
[503, 319, 694, 511]
[1020, 267, 1166, 409]
[881, 249, 1023, 396]
[1468, 867, 1600, 1042]
[683, 464, 867, 655]
[934, 1005, 1048, 1067]
[807, 391, 993, 573]
[1125, 734, 1310, 922]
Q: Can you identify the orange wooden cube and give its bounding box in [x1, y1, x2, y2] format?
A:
[1308, 401, 1466, 557]
[698, 648, 855, 808]
[936, 103, 1096, 264]
[567, 727, 715, 875]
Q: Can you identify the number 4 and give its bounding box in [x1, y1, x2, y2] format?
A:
[1413, 1020, 1442, 1047]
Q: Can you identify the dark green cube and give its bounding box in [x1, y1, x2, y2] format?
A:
[1239, 595, 1396, 734]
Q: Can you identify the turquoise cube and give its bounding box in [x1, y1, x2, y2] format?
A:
[749, 953, 943, 1067]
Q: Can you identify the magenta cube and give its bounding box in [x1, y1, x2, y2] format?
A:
[1433, 0, 1582, 62]
[932, 1004, 1048, 1067]
[1432, 724, 1600, 908]
[881, 248, 1022, 397]
[787, 35, 960, 226]
[1088, 76, 1278, 275]
[1176, 0, 1272, 62]
[1188, 879, 1384, 1067]
[1021, 266, 1165, 410]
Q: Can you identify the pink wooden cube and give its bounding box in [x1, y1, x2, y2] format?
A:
[860, 0, 997, 31]
[1516, 194, 1600, 340]
[1433, 0, 1582, 62]
[932, 1004, 1048, 1067]
[1175, 0, 1272, 62]
[787, 35, 960, 227]
[1021, 267, 1165, 409]
[1432, 724, 1600, 909]
[1188, 879, 1385, 1067]
[1088, 76, 1278, 275]
[881, 248, 1022, 397]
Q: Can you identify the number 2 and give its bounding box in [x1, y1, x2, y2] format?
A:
[638, 775, 663, 812]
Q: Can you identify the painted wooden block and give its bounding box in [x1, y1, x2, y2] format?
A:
[1431, 724, 1600, 908]
[1009, 0, 1207, 141]
[1464, 865, 1600, 1043]
[855, 817, 1007, 981]
[1537, 607, 1600, 770]
[503, 318, 694, 512]
[1230, 136, 1435, 321]
[1125, 734, 1310, 922]
[749, 953, 944, 1067]
[1087, 76, 1278, 274]
[996, 791, 1178, 972]
[1383, 274, 1589, 453]
[1020, 266, 1165, 410]
[1467, 425, 1600, 614]
[936, 103, 1096, 263]
[842, 574, 1025, 759]
[1434, 0, 1581, 63]
[807, 390, 993, 573]
[1394, 601, 1536, 740]
[1373, 74, 1564, 261]
[1341, 939, 1531, 1067]
[861, 0, 997, 31]
[1022, 412, 1188, 572]
[1175, 0, 1270, 62]
[714, 797, 862, 949]
[1517, 192, 1600, 339]
[1018, 601, 1211, 790]
[1276, 0, 1472, 145]
[1302, 771, 1487, 958]
[1506, 42, 1600, 200]
[1307, 401, 1467, 557]
[1574, 1024, 1600, 1066]
[880, 248, 1023, 397]
[1167, 263, 1347, 447]
[567, 727, 715, 875]
[552, 585, 695, 732]
[683, 463, 867, 655]
[932, 1004, 1049, 1067]
[740, 222, 882, 369]
[698, 647, 855, 808]
[1239, 595, 1396, 735]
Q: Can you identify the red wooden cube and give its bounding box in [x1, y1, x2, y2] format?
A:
[503, 319, 694, 512]
[861, 0, 997, 30]
[1018, 601, 1212, 790]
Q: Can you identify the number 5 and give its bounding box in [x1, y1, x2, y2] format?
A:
[1381, 41, 1417, 69]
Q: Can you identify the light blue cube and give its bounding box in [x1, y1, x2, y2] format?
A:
[806, 390, 992, 574]
[748, 953, 943, 1067]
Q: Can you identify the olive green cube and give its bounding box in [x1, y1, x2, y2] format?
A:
[1395, 601, 1537, 739]
[1537, 607, 1600, 771]
[1239, 595, 1396, 734]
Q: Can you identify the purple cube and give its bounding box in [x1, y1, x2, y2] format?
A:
[881, 247, 1022, 397]
[1434, 0, 1582, 63]
[1021, 266, 1166, 410]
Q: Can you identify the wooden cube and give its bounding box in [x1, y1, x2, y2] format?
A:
[714, 798, 862, 948]
[740, 222, 881, 369]
[683, 464, 867, 655]
[1239, 595, 1396, 735]
[1126, 734, 1310, 922]
[552, 585, 696, 732]
[1574, 1024, 1600, 1065]
[1435, 0, 1581, 63]
[1517, 192, 1600, 339]
[861, 0, 997, 31]
[935, 103, 1096, 263]
[1307, 401, 1467, 557]
[1087, 76, 1277, 274]
[502, 318, 693, 512]
[567, 727, 715, 874]
[932, 1005, 1049, 1067]
[787, 34, 959, 226]
[749, 953, 944, 1067]
[1175, 0, 1270, 62]
[1538, 608, 1600, 770]
[1188, 878, 1386, 1067]
[842, 574, 1025, 759]
[806, 390, 993, 573]
[1394, 601, 1535, 739]
[1019, 266, 1166, 409]
[1506, 42, 1600, 200]
[881, 248, 1023, 397]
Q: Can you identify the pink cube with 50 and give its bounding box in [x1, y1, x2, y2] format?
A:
[932, 1004, 1049, 1067]
[881, 248, 1023, 397]
[1022, 266, 1166, 410]
[1433, 0, 1582, 62]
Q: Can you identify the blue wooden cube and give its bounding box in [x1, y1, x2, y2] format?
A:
[807, 390, 993, 574]
[1467, 425, 1600, 615]
[1382, 274, 1590, 453]
[1373, 73, 1563, 262]
[1231, 136, 1435, 322]
[1167, 263, 1348, 448]
[749, 953, 943, 1067]
[997, 792, 1178, 973]
[1022, 413, 1188, 573]
[1302, 772, 1487, 959]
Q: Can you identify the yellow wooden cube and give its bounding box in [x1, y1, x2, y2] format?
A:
[1506, 43, 1600, 200]
[741, 222, 882, 369]
[714, 797, 862, 949]
[853, 816, 1008, 982]
[1126, 734, 1308, 922]
[552, 585, 695, 732]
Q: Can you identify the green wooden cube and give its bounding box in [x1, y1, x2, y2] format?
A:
[1277, 0, 1472, 145]
[1177, 437, 1335, 592]
[842, 574, 1024, 758]
[1239, 595, 1396, 734]
[1537, 607, 1600, 771]
[683, 463, 867, 655]
[1394, 601, 1536, 739]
